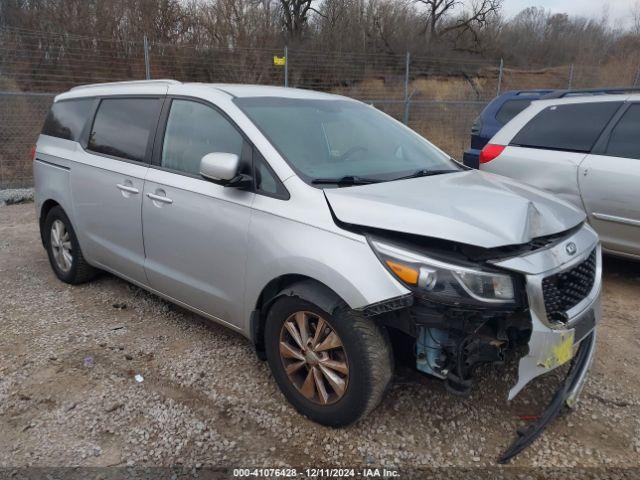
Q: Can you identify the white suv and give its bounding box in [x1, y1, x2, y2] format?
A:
[479, 92, 640, 260]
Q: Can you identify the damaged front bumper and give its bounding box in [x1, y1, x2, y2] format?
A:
[491, 228, 602, 402]
[491, 226, 602, 462]
[377, 224, 602, 462]
[498, 329, 596, 463]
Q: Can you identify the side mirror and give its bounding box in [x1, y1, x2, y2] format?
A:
[199, 152, 240, 182]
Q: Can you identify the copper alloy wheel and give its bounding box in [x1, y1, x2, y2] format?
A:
[279, 311, 349, 405]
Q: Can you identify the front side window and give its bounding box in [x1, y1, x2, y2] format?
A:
[42, 99, 92, 141]
[254, 152, 287, 197]
[161, 99, 244, 176]
[511, 102, 622, 153]
[604, 104, 640, 160]
[234, 97, 459, 185]
[88, 98, 159, 162]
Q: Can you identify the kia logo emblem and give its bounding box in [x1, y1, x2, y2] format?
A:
[566, 242, 577, 255]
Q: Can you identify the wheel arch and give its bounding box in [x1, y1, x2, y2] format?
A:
[251, 275, 346, 359]
[39, 198, 62, 246]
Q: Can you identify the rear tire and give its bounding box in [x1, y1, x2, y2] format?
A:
[265, 296, 393, 426]
[43, 206, 97, 284]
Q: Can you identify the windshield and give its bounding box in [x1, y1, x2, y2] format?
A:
[234, 97, 460, 185]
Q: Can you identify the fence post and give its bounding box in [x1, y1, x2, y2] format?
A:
[496, 58, 504, 96]
[403, 52, 411, 125]
[568, 64, 574, 90]
[633, 65, 640, 87]
[143, 35, 151, 80]
[284, 46, 289, 88]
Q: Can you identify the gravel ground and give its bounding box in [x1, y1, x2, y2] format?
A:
[0, 188, 33, 207]
[1, 202, 639, 472]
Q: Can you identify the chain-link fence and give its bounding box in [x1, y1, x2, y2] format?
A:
[1, 92, 54, 189]
[3, 27, 640, 189]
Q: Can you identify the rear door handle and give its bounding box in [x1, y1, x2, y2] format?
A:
[147, 192, 173, 204]
[117, 184, 139, 194]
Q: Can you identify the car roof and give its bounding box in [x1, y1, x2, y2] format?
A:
[531, 93, 640, 109]
[201, 83, 345, 99]
[500, 89, 555, 97]
[542, 87, 640, 99]
[55, 80, 351, 102]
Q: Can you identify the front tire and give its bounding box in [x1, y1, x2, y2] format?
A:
[43, 206, 97, 284]
[265, 296, 393, 426]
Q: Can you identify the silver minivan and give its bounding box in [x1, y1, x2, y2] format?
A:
[35, 80, 601, 461]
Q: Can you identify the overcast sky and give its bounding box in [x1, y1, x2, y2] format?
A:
[502, 0, 636, 26]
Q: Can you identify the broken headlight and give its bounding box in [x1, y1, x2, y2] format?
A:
[369, 238, 516, 306]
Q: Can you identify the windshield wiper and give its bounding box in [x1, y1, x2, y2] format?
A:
[391, 169, 460, 181]
[311, 175, 382, 186]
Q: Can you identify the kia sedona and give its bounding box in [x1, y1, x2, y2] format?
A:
[34, 80, 601, 462]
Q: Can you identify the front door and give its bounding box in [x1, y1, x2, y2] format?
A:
[142, 97, 254, 326]
[579, 103, 640, 256]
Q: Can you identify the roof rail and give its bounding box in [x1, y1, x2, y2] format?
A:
[71, 79, 181, 90]
[542, 87, 640, 99]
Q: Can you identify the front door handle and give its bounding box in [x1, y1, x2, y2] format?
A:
[147, 192, 173, 204]
[117, 184, 139, 194]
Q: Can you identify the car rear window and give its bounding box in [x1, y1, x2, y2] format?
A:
[495, 99, 532, 125]
[511, 102, 622, 153]
[605, 104, 640, 160]
[41, 99, 93, 141]
[88, 98, 160, 162]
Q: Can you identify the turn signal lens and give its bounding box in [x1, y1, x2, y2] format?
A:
[385, 260, 419, 285]
[479, 144, 505, 164]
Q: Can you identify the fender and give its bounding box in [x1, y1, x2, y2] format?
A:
[249, 278, 344, 360]
[270, 279, 344, 317]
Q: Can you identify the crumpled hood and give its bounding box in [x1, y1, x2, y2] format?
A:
[324, 170, 586, 249]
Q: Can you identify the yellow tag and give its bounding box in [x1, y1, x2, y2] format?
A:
[273, 56, 286, 66]
[540, 332, 575, 369]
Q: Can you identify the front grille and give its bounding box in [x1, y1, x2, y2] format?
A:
[542, 249, 597, 322]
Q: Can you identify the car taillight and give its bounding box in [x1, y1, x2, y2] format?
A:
[30, 145, 36, 161]
[479, 144, 505, 164]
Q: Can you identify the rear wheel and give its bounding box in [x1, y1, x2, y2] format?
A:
[44, 206, 97, 284]
[265, 296, 393, 426]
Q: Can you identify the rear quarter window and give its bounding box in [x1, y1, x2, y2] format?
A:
[511, 102, 622, 153]
[604, 104, 640, 160]
[495, 99, 532, 125]
[41, 99, 93, 141]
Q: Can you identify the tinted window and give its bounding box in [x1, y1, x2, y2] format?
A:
[605, 104, 640, 160]
[512, 102, 622, 153]
[161, 100, 244, 176]
[88, 98, 159, 162]
[254, 152, 287, 197]
[42, 99, 92, 141]
[495, 99, 532, 124]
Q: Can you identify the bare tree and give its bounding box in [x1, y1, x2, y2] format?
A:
[414, 0, 502, 43]
[631, 1, 640, 36]
[280, 0, 324, 42]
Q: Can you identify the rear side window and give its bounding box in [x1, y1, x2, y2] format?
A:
[495, 99, 532, 125]
[511, 102, 622, 153]
[604, 104, 640, 160]
[88, 98, 160, 162]
[42, 99, 92, 141]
